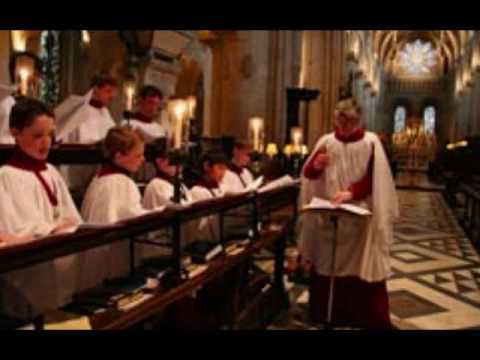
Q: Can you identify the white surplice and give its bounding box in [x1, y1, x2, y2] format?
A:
[80, 173, 150, 290]
[58, 98, 116, 193]
[219, 168, 254, 194]
[190, 184, 224, 243]
[0, 164, 83, 319]
[142, 177, 195, 259]
[219, 168, 255, 238]
[298, 131, 399, 282]
[120, 118, 166, 144]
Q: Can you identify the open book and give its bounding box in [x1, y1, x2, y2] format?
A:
[303, 197, 372, 216]
[258, 175, 300, 193]
[225, 176, 264, 196]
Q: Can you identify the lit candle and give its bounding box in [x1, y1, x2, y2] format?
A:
[81, 30, 91, 45]
[249, 117, 264, 152]
[301, 145, 309, 157]
[290, 127, 303, 154]
[186, 96, 197, 119]
[18, 67, 30, 96]
[169, 99, 187, 149]
[125, 85, 135, 111]
[283, 144, 292, 158]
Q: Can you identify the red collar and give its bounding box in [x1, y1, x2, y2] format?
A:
[7, 148, 48, 172]
[7, 148, 58, 207]
[334, 127, 365, 143]
[89, 98, 104, 109]
[133, 112, 154, 124]
[97, 162, 131, 178]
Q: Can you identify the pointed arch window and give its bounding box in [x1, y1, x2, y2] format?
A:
[423, 106, 436, 134]
[394, 106, 406, 133]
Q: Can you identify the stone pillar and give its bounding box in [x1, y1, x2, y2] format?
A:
[301, 31, 345, 147]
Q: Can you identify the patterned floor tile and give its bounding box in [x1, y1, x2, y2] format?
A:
[268, 189, 480, 330]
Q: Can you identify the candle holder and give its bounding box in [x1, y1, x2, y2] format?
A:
[167, 147, 190, 203]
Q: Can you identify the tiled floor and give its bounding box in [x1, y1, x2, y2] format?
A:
[267, 190, 480, 330]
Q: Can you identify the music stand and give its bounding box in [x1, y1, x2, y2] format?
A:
[301, 207, 371, 330]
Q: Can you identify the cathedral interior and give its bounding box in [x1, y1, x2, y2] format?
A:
[0, 30, 479, 330]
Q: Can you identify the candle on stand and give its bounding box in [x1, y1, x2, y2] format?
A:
[249, 117, 264, 153]
[18, 67, 30, 96]
[290, 127, 303, 154]
[186, 96, 197, 119]
[125, 84, 135, 111]
[168, 99, 187, 149]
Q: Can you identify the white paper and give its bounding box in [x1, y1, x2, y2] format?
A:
[258, 175, 298, 193]
[303, 197, 372, 216]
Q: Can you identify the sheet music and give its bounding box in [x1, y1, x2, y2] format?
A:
[258, 175, 298, 193]
[303, 197, 372, 216]
[225, 176, 265, 196]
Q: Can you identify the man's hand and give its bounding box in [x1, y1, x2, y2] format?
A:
[312, 150, 329, 171]
[332, 190, 353, 206]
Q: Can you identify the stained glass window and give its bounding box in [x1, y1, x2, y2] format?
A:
[394, 106, 406, 133]
[423, 106, 436, 134]
[399, 40, 438, 76]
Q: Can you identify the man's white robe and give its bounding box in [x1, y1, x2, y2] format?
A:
[298, 131, 399, 282]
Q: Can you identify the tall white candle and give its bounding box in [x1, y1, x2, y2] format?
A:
[172, 100, 187, 149]
[249, 117, 264, 152]
[125, 85, 135, 111]
[18, 67, 30, 96]
[186, 96, 197, 119]
[290, 127, 303, 154]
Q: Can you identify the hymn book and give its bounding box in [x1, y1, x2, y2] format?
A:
[303, 197, 372, 216]
[257, 175, 300, 193]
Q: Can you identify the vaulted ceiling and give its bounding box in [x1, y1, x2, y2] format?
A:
[373, 30, 471, 73]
